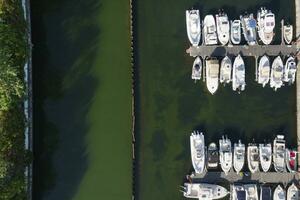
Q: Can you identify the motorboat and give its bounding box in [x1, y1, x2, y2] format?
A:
[186, 10, 201, 46]
[240, 13, 257, 45]
[283, 24, 293, 44]
[204, 15, 218, 45]
[247, 144, 260, 173]
[207, 142, 219, 169]
[233, 140, 245, 173]
[231, 20, 241, 45]
[286, 149, 297, 173]
[273, 135, 286, 172]
[274, 185, 286, 200]
[220, 56, 232, 84]
[287, 183, 299, 200]
[190, 131, 205, 174]
[192, 57, 202, 81]
[216, 11, 230, 45]
[284, 56, 297, 85]
[257, 8, 275, 45]
[259, 143, 272, 172]
[232, 55, 246, 92]
[244, 184, 258, 200]
[257, 55, 270, 87]
[260, 186, 272, 200]
[206, 57, 219, 95]
[270, 56, 284, 91]
[219, 136, 232, 174]
[232, 184, 246, 200]
[182, 183, 229, 200]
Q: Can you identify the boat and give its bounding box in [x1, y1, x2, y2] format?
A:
[186, 10, 201, 46]
[286, 149, 297, 173]
[219, 136, 232, 174]
[190, 131, 205, 174]
[233, 140, 245, 173]
[204, 15, 218, 45]
[231, 20, 241, 45]
[220, 56, 232, 84]
[283, 24, 293, 45]
[257, 55, 270, 87]
[287, 183, 299, 200]
[232, 184, 246, 200]
[206, 57, 219, 95]
[260, 186, 272, 200]
[273, 135, 286, 172]
[244, 184, 258, 200]
[257, 8, 275, 45]
[274, 185, 286, 200]
[182, 183, 229, 200]
[259, 143, 272, 172]
[240, 13, 257, 45]
[247, 144, 260, 173]
[192, 57, 202, 81]
[216, 11, 230, 45]
[207, 142, 219, 169]
[232, 55, 246, 92]
[284, 56, 297, 85]
[270, 56, 284, 91]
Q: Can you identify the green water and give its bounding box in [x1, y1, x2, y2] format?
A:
[32, 0, 132, 199]
[135, 0, 296, 200]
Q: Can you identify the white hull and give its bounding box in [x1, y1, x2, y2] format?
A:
[259, 143, 272, 172]
[273, 135, 286, 172]
[286, 149, 297, 173]
[183, 183, 229, 200]
[190, 131, 205, 174]
[220, 56, 232, 84]
[240, 13, 257, 45]
[247, 144, 260, 173]
[258, 55, 270, 87]
[216, 12, 230, 45]
[287, 183, 298, 200]
[231, 20, 241, 45]
[204, 15, 218, 45]
[206, 58, 219, 94]
[186, 10, 201, 46]
[283, 25, 293, 45]
[270, 56, 284, 91]
[219, 136, 232, 174]
[232, 55, 245, 92]
[274, 185, 286, 200]
[257, 8, 275, 45]
[233, 140, 245, 173]
[244, 184, 258, 200]
[284, 56, 297, 85]
[192, 57, 202, 81]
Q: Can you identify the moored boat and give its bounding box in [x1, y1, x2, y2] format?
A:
[260, 186, 272, 200]
[207, 142, 219, 169]
[258, 55, 270, 87]
[206, 57, 219, 95]
[220, 56, 232, 84]
[231, 20, 241, 45]
[190, 131, 205, 174]
[247, 144, 260, 173]
[216, 11, 230, 45]
[186, 10, 201, 46]
[244, 184, 258, 200]
[219, 136, 232, 174]
[232, 55, 246, 93]
[287, 183, 299, 200]
[204, 15, 218, 45]
[273, 135, 286, 172]
[283, 24, 293, 45]
[259, 143, 272, 172]
[182, 183, 229, 200]
[274, 185, 286, 200]
[270, 56, 284, 91]
[286, 149, 297, 173]
[232, 184, 246, 200]
[233, 140, 245, 173]
[240, 13, 257, 45]
[257, 7, 275, 45]
[192, 57, 202, 81]
[284, 56, 297, 85]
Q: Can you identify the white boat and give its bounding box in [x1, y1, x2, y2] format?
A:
[274, 185, 286, 200]
[186, 10, 201, 46]
[232, 55, 246, 92]
[284, 56, 297, 85]
[244, 184, 258, 200]
[257, 55, 270, 87]
[231, 20, 241, 45]
[192, 57, 202, 81]
[232, 184, 246, 200]
[257, 8, 275, 45]
[216, 11, 230, 45]
[182, 183, 229, 200]
[219, 136, 232, 174]
[204, 15, 218, 45]
[240, 13, 257, 45]
[273, 135, 286, 172]
[206, 57, 219, 95]
[220, 56, 232, 84]
[286, 149, 297, 173]
[260, 186, 272, 200]
[190, 131, 205, 174]
[207, 142, 219, 169]
[287, 183, 299, 200]
[247, 144, 260, 173]
[259, 143, 272, 172]
[270, 56, 284, 91]
[283, 24, 293, 45]
[233, 140, 245, 173]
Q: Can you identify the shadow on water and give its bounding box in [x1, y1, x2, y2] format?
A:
[32, 0, 101, 199]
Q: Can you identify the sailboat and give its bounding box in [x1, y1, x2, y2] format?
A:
[186, 10, 201, 46]
[233, 140, 245, 173]
[190, 131, 205, 174]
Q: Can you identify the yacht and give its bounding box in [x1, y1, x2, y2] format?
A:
[240, 13, 257, 45]
[219, 136, 232, 174]
[283, 24, 293, 44]
[257, 8, 275, 45]
[259, 143, 272, 172]
[274, 185, 286, 200]
[247, 144, 260, 173]
[206, 57, 219, 95]
[233, 140, 245, 173]
[232, 184, 246, 200]
[286, 149, 297, 173]
[182, 183, 229, 200]
[284, 56, 297, 85]
[192, 57, 202, 81]
[231, 20, 241, 45]
[270, 56, 284, 91]
[216, 11, 230, 45]
[257, 55, 270, 87]
[220, 56, 232, 84]
[190, 131, 205, 174]
[287, 183, 299, 200]
[232, 55, 246, 93]
[244, 184, 258, 200]
[207, 142, 219, 169]
[186, 10, 201, 46]
[204, 15, 218, 45]
[273, 135, 286, 172]
[260, 186, 272, 200]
